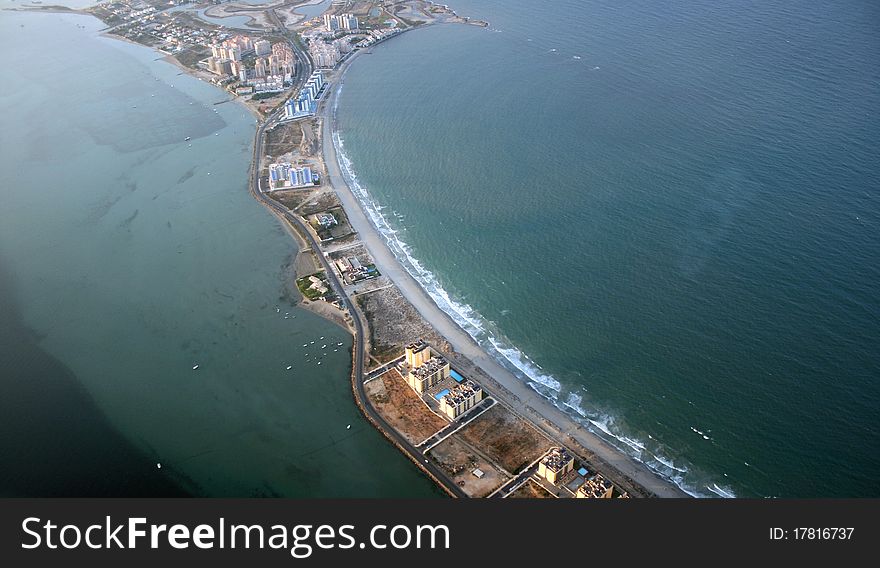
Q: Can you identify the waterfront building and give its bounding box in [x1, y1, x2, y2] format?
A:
[439, 379, 483, 419]
[206, 57, 232, 76]
[405, 340, 431, 368]
[281, 72, 324, 120]
[407, 356, 450, 394]
[537, 448, 574, 484]
[575, 473, 616, 499]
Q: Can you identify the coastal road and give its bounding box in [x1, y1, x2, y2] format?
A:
[247, 26, 467, 498]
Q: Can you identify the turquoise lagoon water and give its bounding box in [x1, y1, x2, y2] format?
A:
[0, 10, 440, 497]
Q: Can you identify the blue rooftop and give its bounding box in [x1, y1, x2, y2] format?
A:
[434, 389, 450, 400]
[578, 467, 589, 477]
[450, 370, 464, 383]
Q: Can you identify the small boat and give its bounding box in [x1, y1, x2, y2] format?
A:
[192, 364, 199, 370]
[346, 425, 351, 430]
[286, 365, 292, 370]
[184, 136, 191, 141]
[157, 463, 162, 469]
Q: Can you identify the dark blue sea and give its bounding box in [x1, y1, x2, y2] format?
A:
[334, 0, 880, 497]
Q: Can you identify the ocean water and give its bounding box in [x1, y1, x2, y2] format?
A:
[334, 0, 880, 497]
[0, 11, 440, 497]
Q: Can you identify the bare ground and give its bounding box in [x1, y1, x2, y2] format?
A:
[269, 189, 313, 211]
[298, 191, 342, 215]
[456, 404, 552, 475]
[364, 369, 446, 445]
[265, 122, 304, 159]
[509, 480, 555, 499]
[427, 435, 509, 498]
[354, 284, 450, 367]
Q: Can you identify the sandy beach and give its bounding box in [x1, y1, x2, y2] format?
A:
[317, 40, 689, 498]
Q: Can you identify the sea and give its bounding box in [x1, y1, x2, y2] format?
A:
[333, 0, 880, 497]
[0, 7, 442, 497]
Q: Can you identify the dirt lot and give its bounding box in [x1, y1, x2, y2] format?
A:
[364, 369, 446, 445]
[456, 405, 552, 475]
[270, 189, 313, 211]
[264, 122, 304, 159]
[354, 284, 450, 367]
[428, 435, 508, 498]
[298, 191, 341, 215]
[509, 480, 555, 499]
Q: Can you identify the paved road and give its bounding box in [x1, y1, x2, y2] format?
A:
[417, 398, 494, 450]
[248, 20, 467, 498]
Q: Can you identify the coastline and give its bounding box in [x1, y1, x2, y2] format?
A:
[316, 32, 688, 498]
[68, 3, 687, 498]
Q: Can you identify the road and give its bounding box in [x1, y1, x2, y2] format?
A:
[248, 18, 467, 498]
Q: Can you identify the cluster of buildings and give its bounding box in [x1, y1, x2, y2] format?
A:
[334, 256, 379, 284]
[308, 37, 353, 69]
[358, 26, 402, 46]
[402, 340, 483, 420]
[304, 24, 401, 69]
[206, 36, 295, 93]
[323, 13, 359, 32]
[267, 163, 317, 190]
[282, 71, 326, 120]
[100, 2, 224, 53]
[403, 341, 450, 394]
[535, 447, 630, 498]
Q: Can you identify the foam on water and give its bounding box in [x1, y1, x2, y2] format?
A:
[331, 77, 734, 499]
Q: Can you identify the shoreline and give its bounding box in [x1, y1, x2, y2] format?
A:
[316, 32, 689, 498]
[66, 3, 687, 498]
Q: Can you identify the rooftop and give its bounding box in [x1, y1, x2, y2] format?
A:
[441, 379, 482, 406]
[541, 447, 573, 472]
